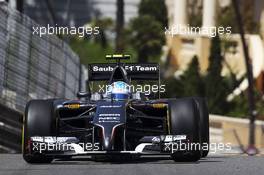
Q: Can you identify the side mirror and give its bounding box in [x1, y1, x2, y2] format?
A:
[77, 91, 91, 99]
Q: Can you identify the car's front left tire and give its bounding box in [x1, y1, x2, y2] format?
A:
[193, 97, 209, 158]
[168, 98, 202, 162]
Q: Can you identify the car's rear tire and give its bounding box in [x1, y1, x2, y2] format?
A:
[22, 99, 56, 163]
[193, 97, 209, 157]
[168, 98, 202, 162]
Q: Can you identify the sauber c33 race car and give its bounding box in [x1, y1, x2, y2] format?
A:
[22, 54, 209, 163]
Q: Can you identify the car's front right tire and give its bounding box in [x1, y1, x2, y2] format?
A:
[22, 100, 56, 163]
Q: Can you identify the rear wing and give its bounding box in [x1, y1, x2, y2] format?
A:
[88, 63, 160, 81]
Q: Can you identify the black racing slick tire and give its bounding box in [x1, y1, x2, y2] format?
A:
[193, 97, 209, 157]
[22, 99, 56, 163]
[168, 98, 202, 162]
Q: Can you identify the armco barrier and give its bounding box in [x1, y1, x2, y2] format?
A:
[0, 104, 22, 153]
[210, 114, 264, 149]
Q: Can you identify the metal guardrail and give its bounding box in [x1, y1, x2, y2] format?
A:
[209, 114, 264, 149]
[0, 104, 22, 153]
[0, 2, 83, 153]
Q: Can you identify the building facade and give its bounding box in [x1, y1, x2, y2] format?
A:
[165, 0, 264, 95]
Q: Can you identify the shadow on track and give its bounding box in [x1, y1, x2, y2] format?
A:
[51, 156, 223, 165]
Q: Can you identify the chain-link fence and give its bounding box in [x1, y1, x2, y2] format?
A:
[0, 3, 82, 113]
[0, 2, 85, 152]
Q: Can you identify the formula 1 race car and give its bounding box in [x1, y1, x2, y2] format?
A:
[22, 54, 209, 163]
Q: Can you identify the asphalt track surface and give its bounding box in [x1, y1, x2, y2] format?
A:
[0, 154, 264, 175]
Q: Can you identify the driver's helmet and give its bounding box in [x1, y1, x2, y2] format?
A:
[107, 81, 130, 100]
